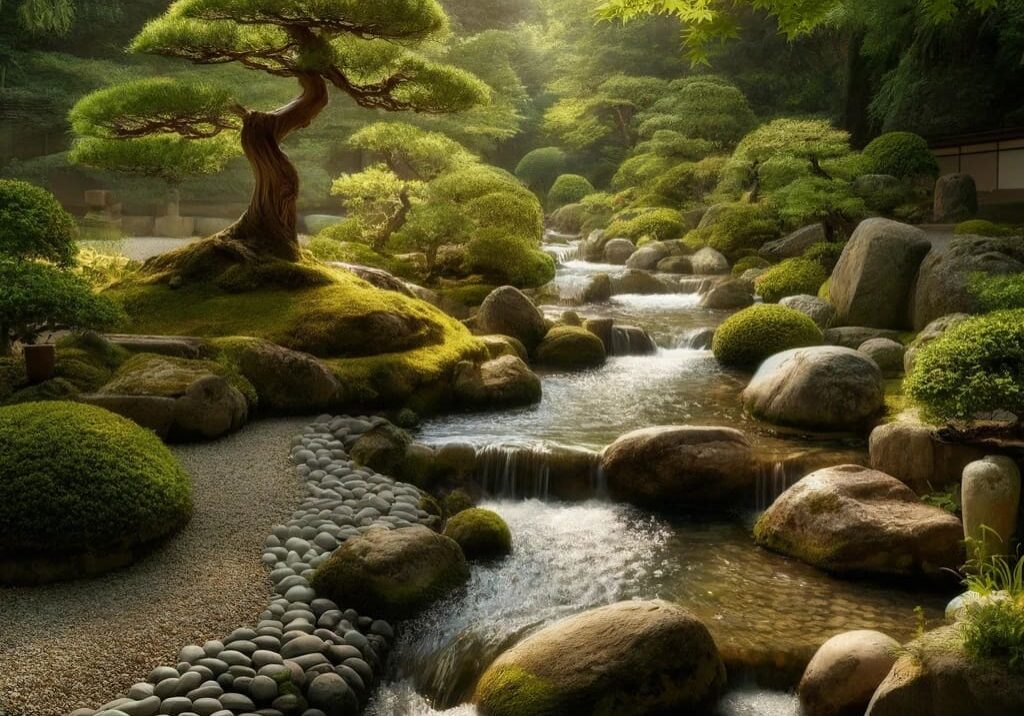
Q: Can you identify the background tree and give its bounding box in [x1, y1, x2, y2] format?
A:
[67, 0, 488, 264]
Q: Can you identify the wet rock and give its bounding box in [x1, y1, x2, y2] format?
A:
[479, 334, 528, 362]
[580, 273, 612, 303]
[625, 243, 670, 270]
[780, 294, 835, 330]
[754, 465, 964, 576]
[700, 279, 754, 309]
[759, 223, 827, 262]
[476, 286, 548, 351]
[690, 247, 729, 275]
[604, 237, 637, 264]
[535, 326, 606, 370]
[858, 338, 905, 377]
[742, 347, 884, 431]
[452, 356, 542, 409]
[933, 173, 978, 223]
[601, 425, 755, 510]
[656, 255, 692, 274]
[610, 269, 669, 295]
[350, 423, 412, 477]
[474, 600, 725, 716]
[798, 630, 900, 716]
[961, 456, 1021, 558]
[829, 218, 931, 329]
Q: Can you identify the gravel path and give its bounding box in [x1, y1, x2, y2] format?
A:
[0, 416, 309, 716]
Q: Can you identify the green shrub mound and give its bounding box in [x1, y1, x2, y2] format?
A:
[732, 256, 770, 276]
[712, 304, 824, 368]
[954, 220, 1019, 237]
[0, 178, 78, 265]
[443, 507, 512, 559]
[970, 273, 1024, 312]
[548, 174, 595, 210]
[906, 310, 1024, 421]
[863, 132, 939, 178]
[754, 258, 827, 303]
[0, 401, 192, 557]
[683, 203, 780, 259]
[605, 208, 687, 242]
[515, 148, 568, 194]
[803, 241, 846, 271]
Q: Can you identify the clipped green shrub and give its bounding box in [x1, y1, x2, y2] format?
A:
[732, 256, 770, 277]
[515, 147, 567, 194]
[605, 208, 687, 242]
[755, 259, 827, 303]
[443, 507, 512, 559]
[970, 273, 1024, 312]
[548, 174, 595, 210]
[803, 241, 847, 271]
[0, 179, 78, 265]
[955, 220, 1019, 237]
[0, 401, 192, 557]
[683, 202, 780, 258]
[712, 304, 824, 368]
[863, 132, 939, 178]
[907, 310, 1024, 421]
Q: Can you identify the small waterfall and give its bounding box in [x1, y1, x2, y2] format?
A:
[472, 443, 603, 501]
[671, 276, 716, 294]
[674, 327, 715, 350]
[755, 459, 812, 512]
[610, 325, 657, 356]
[543, 240, 582, 263]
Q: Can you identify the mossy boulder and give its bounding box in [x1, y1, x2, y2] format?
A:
[755, 258, 827, 303]
[443, 507, 512, 560]
[476, 286, 548, 352]
[213, 337, 340, 412]
[442, 488, 476, 517]
[758, 223, 827, 262]
[474, 600, 726, 716]
[310, 524, 469, 620]
[712, 304, 824, 368]
[535, 326, 606, 370]
[453, 356, 542, 410]
[350, 423, 413, 477]
[754, 465, 964, 577]
[0, 401, 192, 583]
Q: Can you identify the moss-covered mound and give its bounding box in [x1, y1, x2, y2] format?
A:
[107, 263, 486, 411]
[731, 255, 770, 276]
[443, 508, 512, 560]
[906, 309, 1024, 421]
[548, 174, 595, 210]
[0, 401, 192, 567]
[712, 304, 824, 368]
[683, 202, 780, 259]
[604, 208, 687, 242]
[534, 326, 606, 370]
[754, 258, 827, 303]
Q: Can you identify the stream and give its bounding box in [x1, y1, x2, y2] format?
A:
[366, 234, 950, 715]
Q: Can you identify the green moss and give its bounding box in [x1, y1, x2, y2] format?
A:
[803, 241, 846, 271]
[682, 202, 780, 259]
[442, 488, 475, 517]
[5, 377, 82, 405]
[0, 358, 26, 403]
[0, 401, 192, 556]
[475, 665, 561, 716]
[548, 174, 595, 210]
[754, 258, 827, 303]
[712, 304, 823, 368]
[605, 208, 687, 242]
[104, 353, 258, 407]
[954, 220, 1018, 238]
[863, 132, 939, 178]
[731, 256, 770, 276]
[969, 272, 1024, 312]
[818, 276, 832, 301]
[906, 310, 1024, 421]
[438, 283, 498, 308]
[444, 507, 512, 559]
[535, 326, 606, 370]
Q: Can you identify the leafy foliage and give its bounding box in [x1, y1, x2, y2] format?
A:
[514, 147, 568, 194]
[712, 304, 823, 368]
[960, 552, 1024, 672]
[547, 174, 595, 210]
[863, 131, 939, 178]
[0, 179, 78, 266]
[605, 207, 687, 242]
[682, 202, 780, 258]
[970, 272, 1024, 312]
[754, 258, 828, 303]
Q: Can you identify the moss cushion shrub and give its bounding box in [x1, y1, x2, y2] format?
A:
[0, 179, 78, 265]
[906, 309, 1024, 421]
[548, 174, 595, 210]
[443, 507, 512, 559]
[515, 147, 567, 194]
[954, 220, 1019, 237]
[970, 273, 1024, 312]
[732, 256, 770, 276]
[0, 401, 192, 557]
[754, 258, 827, 303]
[605, 208, 687, 242]
[863, 132, 939, 178]
[682, 202, 780, 259]
[803, 241, 846, 271]
[712, 304, 824, 368]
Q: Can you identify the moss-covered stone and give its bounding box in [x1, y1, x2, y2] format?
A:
[350, 423, 413, 477]
[754, 258, 827, 303]
[310, 525, 469, 620]
[442, 488, 476, 517]
[443, 508, 512, 560]
[535, 326, 606, 370]
[0, 401, 192, 578]
[712, 304, 824, 368]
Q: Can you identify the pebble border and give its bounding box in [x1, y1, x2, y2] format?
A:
[70, 414, 436, 716]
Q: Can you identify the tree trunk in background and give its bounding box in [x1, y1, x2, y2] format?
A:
[219, 73, 329, 262]
[843, 30, 874, 148]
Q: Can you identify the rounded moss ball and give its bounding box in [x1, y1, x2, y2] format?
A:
[863, 132, 939, 178]
[444, 507, 512, 560]
[732, 255, 770, 277]
[547, 174, 595, 210]
[443, 488, 476, 517]
[535, 326, 606, 370]
[953, 219, 1016, 237]
[0, 401, 192, 557]
[754, 258, 827, 303]
[712, 304, 824, 368]
[605, 208, 687, 242]
[906, 309, 1024, 421]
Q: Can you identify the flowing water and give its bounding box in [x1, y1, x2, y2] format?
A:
[368, 235, 951, 714]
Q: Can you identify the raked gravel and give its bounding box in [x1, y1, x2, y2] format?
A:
[0, 416, 308, 716]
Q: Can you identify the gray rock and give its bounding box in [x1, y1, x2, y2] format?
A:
[700, 279, 753, 309]
[604, 237, 637, 264]
[759, 223, 827, 262]
[858, 338, 906, 377]
[824, 326, 903, 349]
[904, 313, 969, 373]
[476, 286, 548, 351]
[933, 173, 978, 223]
[610, 269, 669, 295]
[219, 338, 340, 412]
[779, 294, 835, 329]
[453, 356, 542, 410]
[625, 242, 670, 270]
[690, 247, 729, 275]
[307, 673, 359, 716]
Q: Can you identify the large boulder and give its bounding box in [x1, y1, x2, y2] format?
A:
[97, 354, 250, 440]
[780, 294, 836, 330]
[858, 338, 906, 377]
[350, 422, 412, 477]
[310, 525, 469, 620]
[798, 630, 900, 716]
[535, 326, 606, 370]
[933, 173, 978, 223]
[754, 465, 964, 576]
[625, 242, 670, 270]
[829, 218, 931, 329]
[601, 426, 755, 510]
[610, 269, 669, 295]
[904, 313, 969, 373]
[868, 414, 986, 494]
[656, 255, 692, 274]
[759, 223, 827, 262]
[700, 279, 754, 309]
[866, 626, 1024, 716]
[474, 600, 726, 716]
[690, 247, 730, 275]
[214, 337, 340, 412]
[453, 356, 542, 409]
[910, 237, 1024, 329]
[824, 326, 903, 349]
[742, 347, 884, 431]
[604, 237, 637, 264]
[477, 286, 548, 351]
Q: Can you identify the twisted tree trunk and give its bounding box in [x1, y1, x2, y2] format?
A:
[218, 72, 329, 262]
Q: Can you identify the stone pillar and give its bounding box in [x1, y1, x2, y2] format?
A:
[961, 455, 1021, 558]
[154, 188, 195, 238]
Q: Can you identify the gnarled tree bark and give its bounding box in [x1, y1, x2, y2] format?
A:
[217, 72, 329, 262]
